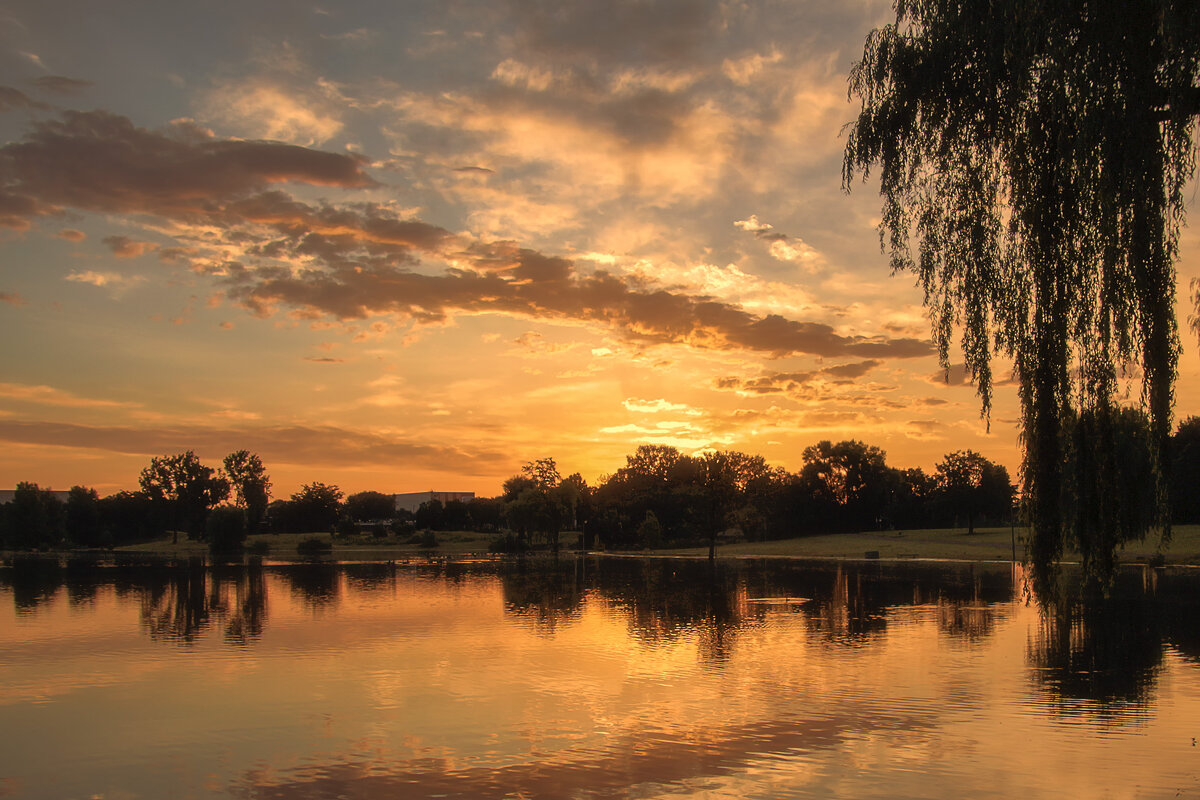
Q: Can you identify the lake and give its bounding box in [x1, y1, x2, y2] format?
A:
[2, 555, 1199, 799]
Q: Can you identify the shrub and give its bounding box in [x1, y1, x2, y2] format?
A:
[296, 536, 333, 556]
[489, 532, 528, 554]
[637, 511, 663, 549]
[207, 506, 247, 554]
[246, 539, 270, 556]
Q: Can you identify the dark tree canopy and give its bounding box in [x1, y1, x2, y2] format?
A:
[138, 451, 230, 538]
[223, 450, 271, 526]
[289, 482, 343, 532]
[345, 490, 397, 522]
[934, 450, 1014, 536]
[844, 0, 1200, 594]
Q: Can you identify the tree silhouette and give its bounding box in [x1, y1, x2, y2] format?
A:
[139, 451, 229, 540]
[934, 450, 1013, 535]
[223, 450, 271, 527]
[844, 0, 1200, 596]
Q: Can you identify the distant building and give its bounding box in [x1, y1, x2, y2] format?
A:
[393, 491, 476, 514]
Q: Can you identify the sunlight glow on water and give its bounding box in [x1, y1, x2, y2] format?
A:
[1, 557, 1199, 799]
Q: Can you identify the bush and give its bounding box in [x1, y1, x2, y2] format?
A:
[489, 532, 528, 554]
[296, 536, 333, 556]
[207, 506, 247, 554]
[246, 539, 270, 556]
[420, 530, 438, 548]
[390, 519, 416, 537]
[335, 517, 358, 538]
[637, 511, 663, 549]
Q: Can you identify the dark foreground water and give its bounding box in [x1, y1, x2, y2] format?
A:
[2, 555, 1200, 799]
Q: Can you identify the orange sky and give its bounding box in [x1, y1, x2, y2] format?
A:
[2, 0, 1200, 498]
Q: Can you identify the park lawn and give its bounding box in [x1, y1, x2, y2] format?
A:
[109, 525, 1200, 566]
[661, 524, 1200, 565]
[115, 530, 505, 559]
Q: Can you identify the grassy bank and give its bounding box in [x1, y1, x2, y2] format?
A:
[104, 524, 1200, 566]
[660, 524, 1200, 565]
[114, 530, 505, 559]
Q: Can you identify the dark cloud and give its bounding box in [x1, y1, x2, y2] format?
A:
[0, 110, 374, 225]
[29, 75, 93, 95]
[716, 360, 885, 394]
[504, 0, 715, 66]
[102, 234, 156, 258]
[0, 190, 45, 229]
[824, 360, 883, 379]
[0, 86, 50, 112]
[0, 420, 506, 472]
[926, 363, 1017, 387]
[0, 108, 931, 362]
[225, 252, 932, 360]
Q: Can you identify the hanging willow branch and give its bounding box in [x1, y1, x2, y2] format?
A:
[843, 0, 1200, 598]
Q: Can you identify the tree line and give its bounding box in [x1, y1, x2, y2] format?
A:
[5, 417, 1200, 556]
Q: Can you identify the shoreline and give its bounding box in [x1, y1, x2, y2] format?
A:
[4, 522, 1200, 569]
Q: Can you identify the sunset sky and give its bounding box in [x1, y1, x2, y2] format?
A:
[3, 0, 1200, 498]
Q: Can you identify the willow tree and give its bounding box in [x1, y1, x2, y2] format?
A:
[843, 0, 1200, 595]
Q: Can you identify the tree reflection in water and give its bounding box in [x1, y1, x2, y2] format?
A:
[586, 558, 749, 663]
[140, 560, 271, 645]
[4, 555, 63, 612]
[281, 561, 340, 609]
[499, 558, 586, 635]
[1026, 568, 1165, 709]
[3, 553, 1198, 715]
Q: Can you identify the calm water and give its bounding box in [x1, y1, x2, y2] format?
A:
[2, 555, 1200, 799]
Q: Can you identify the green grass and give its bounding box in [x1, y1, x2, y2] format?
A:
[114, 530, 508, 559]
[106, 525, 1200, 565]
[660, 524, 1200, 565]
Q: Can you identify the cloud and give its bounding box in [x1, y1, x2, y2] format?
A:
[735, 215, 825, 271]
[0, 291, 27, 306]
[504, 0, 718, 67]
[102, 235, 157, 258]
[722, 50, 784, 85]
[0, 419, 508, 472]
[224, 249, 933, 360]
[198, 79, 345, 146]
[622, 398, 702, 415]
[926, 363, 1017, 388]
[0, 110, 373, 227]
[0, 86, 50, 112]
[904, 420, 945, 441]
[65, 270, 146, 292]
[0, 109, 930, 363]
[0, 382, 139, 409]
[717, 360, 884, 395]
[508, 331, 578, 357]
[29, 75, 92, 95]
[57, 228, 85, 241]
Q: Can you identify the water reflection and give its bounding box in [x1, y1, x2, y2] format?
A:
[499, 559, 585, 634]
[4, 555, 1200, 798]
[282, 560, 340, 608]
[2, 555, 1198, 713]
[1026, 569, 1166, 709]
[589, 559, 748, 662]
